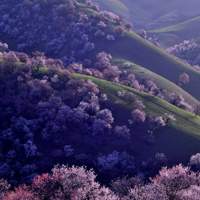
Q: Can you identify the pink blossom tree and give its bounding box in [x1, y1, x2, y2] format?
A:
[179, 72, 190, 86]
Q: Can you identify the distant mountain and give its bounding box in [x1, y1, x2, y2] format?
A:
[95, 0, 200, 29]
[149, 16, 200, 46]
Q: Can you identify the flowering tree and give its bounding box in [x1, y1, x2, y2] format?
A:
[167, 40, 200, 66]
[126, 184, 168, 200]
[152, 165, 198, 198]
[175, 185, 200, 200]
[0, 179, 10, 199]
[179, 72, 190, 86]
[114, 125, 130, 138]
[3, 186, 38, 200]
[0, 42, 9, 52]
[131, 109, 146, 123]
[189, 153, 200, 170]
[4, 165, 118, 200]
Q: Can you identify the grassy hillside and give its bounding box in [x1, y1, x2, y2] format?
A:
[114, 59, 199, 106]
[94, 0, 152, 28]
[74, 73, 200, 161]
[2, 53, 200, 163]
[73, 73, 200, 136]
[95, 0, 200, 29]
[1, 0, 199, 103]
[150, 15, 200, 40]
[95, 30, 200, 101]
[94, 0, 128, 14]
[83, 3, 200, 103]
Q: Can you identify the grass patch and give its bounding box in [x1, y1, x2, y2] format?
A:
[150, 15, 200, 34]
[73, 73, 200, 139]
[95, 30, 200, 100]
[114, 58, 199, 106]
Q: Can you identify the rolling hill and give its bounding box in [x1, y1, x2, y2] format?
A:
[114, 59, 199, 106]
[74, 73, 200, 161]
[1, 0, 200, 194]
[1, 0, 199, 102]
[1, 50, 200, 164]
[94, 0, 151, 28]
[82, 4, 200, 104]
[95, 30, 200, 101]
[95, 0, 200, 29]
[150, 16, 200, 35]
[2, 51, 200, 198]
[94, 0, 128, 15]
[74, 73, 200, 137]
[149, 15, 200, 46]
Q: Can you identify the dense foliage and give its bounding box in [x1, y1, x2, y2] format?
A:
[0, 49, 170, 185]
[167, 40, 200, 70]
[0, 0, 200, 199]
[2, 164, 200, 200]
[0, 0, 195, 112]
[0, 0, 129, 65]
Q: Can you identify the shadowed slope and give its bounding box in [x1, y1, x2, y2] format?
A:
[95, 31, 200, 100]
[114, 59, 199, 107]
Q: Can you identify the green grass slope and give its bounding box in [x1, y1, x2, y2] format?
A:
[94, 0, 152, 28]
[95, 30, 200, 101]
[82, 3, 200, 103]
[74, 73, 200, 161]
[95, 0, 200, 29]
[94, 0, 128, 15]
[73, 73, 200, 137]
[114, 59, 199, 106]
[150, 15, 200, 39]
